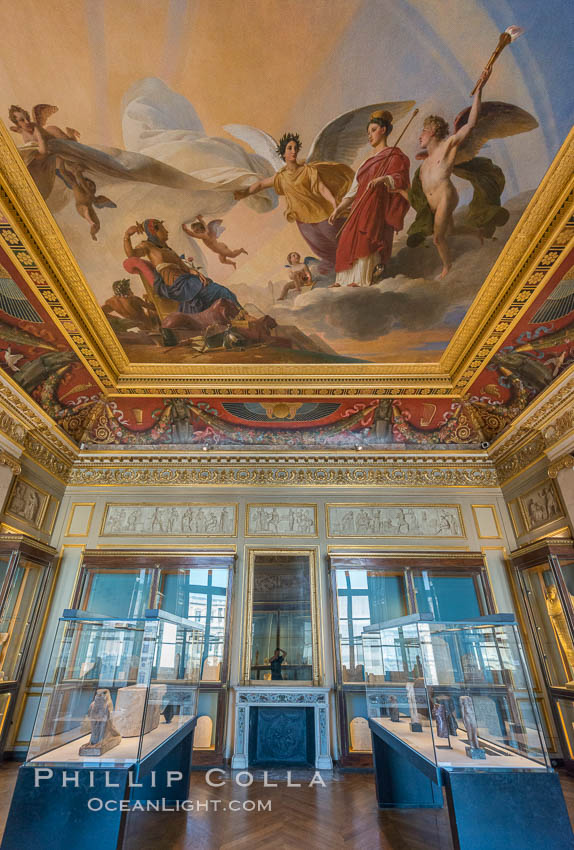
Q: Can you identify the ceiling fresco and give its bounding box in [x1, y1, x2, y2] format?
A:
[0, 0, 572, 457]
[0, 0, 571, 374]
[1, 231, 573, 452]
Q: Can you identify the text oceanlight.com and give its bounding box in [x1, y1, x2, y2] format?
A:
[87, 798, 272, 812]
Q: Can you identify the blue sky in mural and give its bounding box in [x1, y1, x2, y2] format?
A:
[482, 0, 573, 152]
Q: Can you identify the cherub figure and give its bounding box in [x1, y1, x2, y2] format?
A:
[278, 252, 315, 301]
[398, 72, 538, 280]
[182, 216, 247, 268]
[9, 104, 81, 196]
[59, 162, 116, 241]
[8, 103, 80, 146]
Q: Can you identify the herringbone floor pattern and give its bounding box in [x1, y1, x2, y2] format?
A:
[0, 764, 572, 849]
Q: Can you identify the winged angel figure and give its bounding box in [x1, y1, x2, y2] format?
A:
[182, 215, 247, 269]
[403, 75, 539, 279]
[227, 100, 415, 273]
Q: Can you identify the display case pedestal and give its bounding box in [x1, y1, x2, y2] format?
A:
[1, 716, 197, 850]
[369, 719, 573, 849]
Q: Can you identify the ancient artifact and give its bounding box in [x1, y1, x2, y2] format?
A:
[438, 697, 458, 736]
[432, 701, 450, 746]
[113, 684, 165, 737]
[389, 694, 400, 722]
[162, 704, 181, 724]
[460, 695, 486, 759]
[406, 682, 422, 732]
[79, 689, 121, 756]
[350, 716, 372, 751]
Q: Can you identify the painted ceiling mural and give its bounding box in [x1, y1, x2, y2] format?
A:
[0, 0, 571, 369]
[1, 229, 573, 451]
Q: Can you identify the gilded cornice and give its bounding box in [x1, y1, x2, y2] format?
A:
[0, 377, 76, 482]
[548, 454, 574, 479]
[0, 118, 572, 397]
[490, 366, 574, 485]
[0, 451, 21, 476]
[68, 451, 498, 488]
[449, 128, 574, 392]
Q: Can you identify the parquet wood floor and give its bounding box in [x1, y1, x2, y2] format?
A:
[0, 763, 572, 850]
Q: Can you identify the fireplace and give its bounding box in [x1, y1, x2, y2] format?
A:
[232, 687, 333, 770]
[249, 706, 316, 767]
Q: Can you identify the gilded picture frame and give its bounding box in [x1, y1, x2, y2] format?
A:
[241, 547, 322, 686]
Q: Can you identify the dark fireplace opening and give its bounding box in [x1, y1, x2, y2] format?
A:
[248, 707, 316, 767]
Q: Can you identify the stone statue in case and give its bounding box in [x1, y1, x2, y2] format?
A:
[460, 695, 486, 759]
[79, 689, 121, 756]
[389, 694, 400, 722]
[406, 682, 423, 732]
[432, 701, 451, 748]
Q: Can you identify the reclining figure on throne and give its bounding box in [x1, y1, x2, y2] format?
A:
[123, 218, 243, 334]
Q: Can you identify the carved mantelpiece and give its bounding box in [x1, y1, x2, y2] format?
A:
[232, 687, 332, 770]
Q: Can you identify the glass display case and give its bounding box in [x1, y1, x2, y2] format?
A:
[2, 609, 205, 850]
[74, 549, 235, 766]
[0, 534, 57, 759]
[511, 538, 574, 768]
[28, 609, 203, 766]
[363, 613, 549, 772]
[328, 552, 496, 766]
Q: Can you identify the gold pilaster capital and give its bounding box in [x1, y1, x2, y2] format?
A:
[0, 450, 21, 476]
[548, 454, 574, 479]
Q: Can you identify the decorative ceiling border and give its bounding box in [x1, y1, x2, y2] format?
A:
[0, 202, 115, 391]
[0, 374, 77, 482]
[68, 450, 498, 488]
[448, 129, 574, 390]
[454, 214, 574, 393]
[0, 121, 571, 396]
[490, 364, 574, 485]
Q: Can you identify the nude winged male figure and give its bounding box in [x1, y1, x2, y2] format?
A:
[397, 69, 491, 280]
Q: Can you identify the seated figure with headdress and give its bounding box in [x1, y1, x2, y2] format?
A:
[122, 218, 242, 325]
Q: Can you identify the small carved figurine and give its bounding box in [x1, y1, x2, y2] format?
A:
[162, 704, 175, 724]
[389, 694, 400, 722]
[460, 695, 486, 759]
[79, 688, 121, 756]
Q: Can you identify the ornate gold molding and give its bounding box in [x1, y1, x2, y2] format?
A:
[494, 434, 546, 487]
[491, 366, 574, 485]
[548, 454, 574, 479]
[0, 451, 21, 476]
[68, 453, 498, 488]
[0, 377, 77, 482]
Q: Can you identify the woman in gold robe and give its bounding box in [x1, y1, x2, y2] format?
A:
[235, 132, 353, 275]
